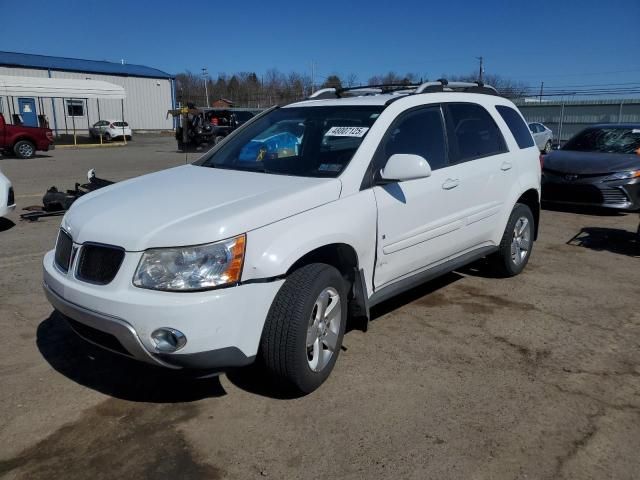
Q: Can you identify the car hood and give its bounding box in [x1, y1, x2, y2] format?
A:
[63, 165, 342, 251]
[543, 150, 640, 174]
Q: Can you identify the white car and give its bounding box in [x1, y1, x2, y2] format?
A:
[43, 81, 541, 393]
[89, 120, 132, 141]
[0, 169, 15, 217]
[528, 122, 553, 153]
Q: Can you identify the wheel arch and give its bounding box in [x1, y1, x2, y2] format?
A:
[517, 188, 540, 239]
[286, 243, 369, 330]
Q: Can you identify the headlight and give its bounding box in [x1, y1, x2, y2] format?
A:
[133, 234, 246, 291]
[604, 170, 640, 181]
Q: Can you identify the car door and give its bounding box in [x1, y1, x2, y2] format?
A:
[372, 105, 466, 288]
[441, 102, 514, 251]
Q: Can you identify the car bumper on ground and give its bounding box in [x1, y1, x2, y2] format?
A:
[0, 202, 15, 217]
[42, 249, 283, 369]
[542, 175, 640, 211]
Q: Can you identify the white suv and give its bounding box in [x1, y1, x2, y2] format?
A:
[43, 81, 541, 393]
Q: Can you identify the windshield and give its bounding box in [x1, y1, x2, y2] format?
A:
[563, 127, 640, 155]
[197, 106, 383, 177]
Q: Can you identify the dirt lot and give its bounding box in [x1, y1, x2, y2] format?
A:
[0, 137, 638, 480]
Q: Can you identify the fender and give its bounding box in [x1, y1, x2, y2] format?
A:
[242, 190, 378, 297]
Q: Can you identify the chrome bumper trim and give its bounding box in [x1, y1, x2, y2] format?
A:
[42, 281, 179, 369]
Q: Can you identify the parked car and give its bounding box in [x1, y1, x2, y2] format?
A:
[89, 120, 132, 141]
[43, 82, 541, 393]
[529, 122, 553, 153]
[173, 108, 254, 151]
[0, 112, 54, 158]
[542, 124, 640, 211]
[0, 169, 15, 217]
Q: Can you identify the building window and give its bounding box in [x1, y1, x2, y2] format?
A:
[66, 99, 84, 117]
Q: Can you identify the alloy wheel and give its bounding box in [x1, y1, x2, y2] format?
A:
[306, 287, 342, 372]
[511, 216, 531, 265]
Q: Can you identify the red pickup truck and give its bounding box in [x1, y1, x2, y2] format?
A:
[0, 113, 54, 159]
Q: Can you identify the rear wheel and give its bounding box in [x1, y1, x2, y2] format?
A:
[490, 203, 534, 277]
[13, 140, 35, 159]
[259, 263, 347, 394]
[103, 133, 112, 142]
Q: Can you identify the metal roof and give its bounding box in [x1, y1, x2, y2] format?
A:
[0, 75, 125, 99]
[0, 51, 173, 79]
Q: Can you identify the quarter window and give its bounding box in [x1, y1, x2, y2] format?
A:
[445, 103, 507, 162]
[381, 106, 448, 171]
[498, 106, 536, 149]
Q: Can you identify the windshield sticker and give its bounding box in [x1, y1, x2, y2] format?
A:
[632, 129, 640, 134]
[318, 163, 343, 172]
[325, 126, 369, 137]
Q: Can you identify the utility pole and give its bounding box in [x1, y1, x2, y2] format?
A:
[476, 56, 484, 82]
[201, 67, 210, 108]
[539, 81, 544, 102]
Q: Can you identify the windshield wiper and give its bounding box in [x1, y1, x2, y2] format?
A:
[210, 163, 271, 173]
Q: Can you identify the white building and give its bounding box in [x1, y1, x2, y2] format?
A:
[0, 51, 175, 135]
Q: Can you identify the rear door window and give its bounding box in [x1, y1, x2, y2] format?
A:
[498, 106, 536, 149]
[444, 103, 508, 162]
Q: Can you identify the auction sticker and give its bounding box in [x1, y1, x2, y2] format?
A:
[325, 126, 369, 137]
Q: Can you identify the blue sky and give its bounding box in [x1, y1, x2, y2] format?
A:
[2, 0, 639, 89]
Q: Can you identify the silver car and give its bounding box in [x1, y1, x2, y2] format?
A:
[529, 122, 553, 153]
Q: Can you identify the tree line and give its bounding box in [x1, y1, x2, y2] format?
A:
[175, 69, 529, 108]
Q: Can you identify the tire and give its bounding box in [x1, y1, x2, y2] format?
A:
[103, 133, 112, 142]
[489, 203, 535, 277]
[259, 263, 347, 394]
[543, 140, 552, 154]
[13, 140, 35, 159]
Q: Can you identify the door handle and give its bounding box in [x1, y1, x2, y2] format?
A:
[442, 178, 459, 190]
[501, 161, 513, 171]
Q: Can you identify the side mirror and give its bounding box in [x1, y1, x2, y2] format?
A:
[380, 154, 432, 182]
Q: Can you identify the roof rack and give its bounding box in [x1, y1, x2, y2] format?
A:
[307, 79, 498, 100]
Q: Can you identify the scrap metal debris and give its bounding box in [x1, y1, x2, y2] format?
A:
[21, 169, 114, 221]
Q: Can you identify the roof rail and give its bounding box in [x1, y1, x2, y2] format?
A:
[307, 79, 499, 100]
[415, 79, 498, 95]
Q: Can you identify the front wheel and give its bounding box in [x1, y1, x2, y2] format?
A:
[543, 140, 552, 154]
[14, 140, 35, 159]
[259, 263, 347, 394]
[489, 203, 535, 277]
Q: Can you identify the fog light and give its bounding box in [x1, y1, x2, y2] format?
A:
[151, 328, 187, 352]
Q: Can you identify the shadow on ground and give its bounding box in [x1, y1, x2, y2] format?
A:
[37, 312, 226, 403]
[0, 217, 15, 232]
[567, 227, 640, 257]
[38, 272, 469, 401]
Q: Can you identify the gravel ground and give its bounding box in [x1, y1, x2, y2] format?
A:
[0, 137, 638, 480]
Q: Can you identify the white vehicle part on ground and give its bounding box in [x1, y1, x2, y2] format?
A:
[0, 170, 15, 217]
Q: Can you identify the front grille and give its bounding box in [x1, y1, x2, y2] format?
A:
[66, 318, 131, 356]
[543, 183, 629, 206]
[54, 230, 73, 272]
[7, 187, 14, 206]
[76, 244, 125, 285]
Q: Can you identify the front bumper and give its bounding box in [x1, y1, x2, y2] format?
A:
[542, 174, 640, 211]
[43, 249, 283, 369]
